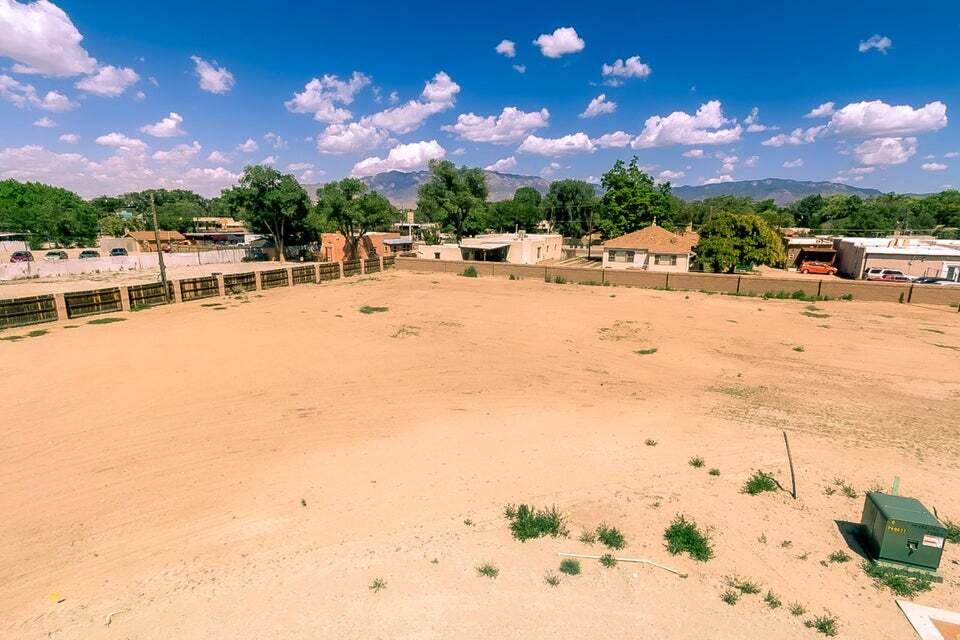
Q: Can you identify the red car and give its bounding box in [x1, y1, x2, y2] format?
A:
[881, 273, 911, 282]
[10, 250, 34, 263]
[799, 260, 837, 275]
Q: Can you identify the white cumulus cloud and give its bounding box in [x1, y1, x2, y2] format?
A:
[237, 138, 259, 153]
[702, 174, 734, 185]
[826, 100, 947, 137]
[191, 55, 235, 94]
[207, 151, 230, 163]
[485, 156, 517, 172]
[805, 102, 835, 118]
[75, 65, 140, 97]
[533, 27, 585, 58]
[58, 133, 79, 144]
[744, 107, 775, 133]
[263, 132, 288, 150]
[140, 112, 186, 138]
[351, 140, 446, 177]
[682, 149, 705, 158]
[762, 125, 825, 147]
[513, 64, 526, 74]
[96, 132, 147, 152]
[601, 56, 651, 84]
[495, 40, 516, 58]
[631, 101, 742, 149]
[593, 131, 633, 148]
[657, 169, 685, 180]
[261, 155, 277, 166]
[580, 94, 616, 118]
[285, 71, 370, 123]
[0, 74, 77, 111]
[854, 136, 917, 166]
[0, 0, 97, 76]
[152, 141, 202, 163]
[33, 116, 56, 128]
[783, 158, 804, 168]
[360, 71, 459, 134]
[518, 132, 595, 155]
[922, 162, 947, 171]
[315, 122, 386, 154]
[859, 35, 892, 54]
[442, 106, 549, 143]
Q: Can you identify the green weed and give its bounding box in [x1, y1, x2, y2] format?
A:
[645, 439, 658, 447]
[578, 529, 596, 545]
[559, 559, 581, 575]
[476, 563, 499, 578]
[504, 504, 568, 542]
[369, 578, 387, 593]
[87, 317, 126, 325]
[943, 517, 960, 543]
[596, 524, 626, 550]
[862, 561, 933, 597]
[635, 347, 658, 355]
[544, 572, 561, 587]
[689, 456, 705, 468]
[789, 603, 806, 616]
[664, 515, 713, 562]
[726, 575, 762, 595]
[828, 550, 851, 564]
[461, 266, 478, 278]
[708, 468, 721, 476]
[793, 345, 805, 352]
[742, 471, 778, 495]
[721, 590, 739, 605]
[804, 614, 839, 637]
[599, 554, 617, 568]
[359, 305, 389, 314]
[764, 590, 782, 609]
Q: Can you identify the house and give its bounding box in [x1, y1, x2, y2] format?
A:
[415, 232, 562, 264]
[602, 224, 699, 272]
[126, 230, 188, 252]
[319, 232, 401, 262]
[783, 236, 836, 268]
[833, 236, 960, 280]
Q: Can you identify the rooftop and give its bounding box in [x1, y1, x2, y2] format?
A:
[604, 224, 699, 254]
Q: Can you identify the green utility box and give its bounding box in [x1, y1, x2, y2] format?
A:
[860, 492, 946, 575]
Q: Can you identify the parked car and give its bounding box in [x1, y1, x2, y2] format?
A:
[865, 267, 909, 281]
[798, 260, 837, 275]
[914, 276, 960, 285]
[78, 250, 100, 259]
[44, 250, 68, 261]
[880, 273, 912, 282]
[109, 247, 129, 257]
[10, 250, 34, 263]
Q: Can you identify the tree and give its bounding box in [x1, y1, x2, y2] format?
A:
[221, 165, 311, 261]
[543, 179, 597, 238]
[484, 187, 543, 232]
[416, 160, 488, 242]
[0, 179, 98, 247]
[598, 157, 676, 237]
[695, 213, 785, 273]
[313, 178, 398, 259]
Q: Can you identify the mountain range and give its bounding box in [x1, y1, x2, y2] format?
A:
[304, 172, 885, 208]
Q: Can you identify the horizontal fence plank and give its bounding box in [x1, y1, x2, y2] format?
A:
[342, 260, 361, 277]
[292, 265, 316, 285]
[128, 281, 174, 309]
[0, 294, 58, 329]
[363, 258, 381, 273]
[910, 284, 960, 306]
[179, 276, 219, 302]
[382, 256, 396, 269]
[260, 268, 289, 289]
[223, 272, 257, 293]
[317, 262, 341, 281]
[65, 287, 122, 318]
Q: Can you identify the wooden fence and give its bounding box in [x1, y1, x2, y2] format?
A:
[64, 288, 122, 319]
[129, 281, 174, 309]
[363, 258, 381, 273]
[260, 268, 289, 289]
[180, 276, 220, 302]
[0, 258, 400, 330]
[0, 294, 57, 329]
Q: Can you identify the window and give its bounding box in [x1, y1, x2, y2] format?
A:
[655, 254, 677, 266]
[625, 251, 635, 262]
[434, 252, 441, 259]
[537, 247, 541, 259]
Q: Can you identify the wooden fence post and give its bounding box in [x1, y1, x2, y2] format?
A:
[338, 261, 344, 279]
[286, 267, 294, 287]
[215, 274, 225, 297]
[379, 256, 384, 272]
[172, 280, 183, 304]
[54, 292, 67, 321]
[119, 286, 131, 312]
[254, 271, 263, 291]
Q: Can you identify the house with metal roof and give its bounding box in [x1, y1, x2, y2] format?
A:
[602, 224, 700, 272]
[833, 236, 960, 280]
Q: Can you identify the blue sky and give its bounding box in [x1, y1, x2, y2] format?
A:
[1, 0, 958, 197]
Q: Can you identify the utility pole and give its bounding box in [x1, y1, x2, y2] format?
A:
[150, 192, 170, 303]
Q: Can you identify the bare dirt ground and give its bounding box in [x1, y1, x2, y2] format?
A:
[2, 270, 959, 639]
[0, 260, 318, 297]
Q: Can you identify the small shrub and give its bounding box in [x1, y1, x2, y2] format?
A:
[553, 275, 567, 285]
[708, 468, 720, 476]
[840, 293, 854, 301]
[742, 471, 778, 495]
[828, 550, 851, 564]
[824, 486, 837, 496]
[508, 274, 517, 280]
[721, 590, 739, 605]
[862, 561, 933, 597]
[544, 572, 561, 587]
[789, 603, 806, 616]
[805, 614, 839, 637]
[505, 504, 568, 542]
[578, 529, 596, 545]
[462, 266, 478, 278]
[780, 540, 793, 549]
[26, 329, 48, 338]
[369, 578, 387, 593]
[596, 524, 626, 550]
[476, 563, 499, 578]
[87, 317, 126, 325]
[559, 559, 581, 575]
[664, 515, 713, 562]
[502, 503, 517, 520]
[943, 517, 960, 544]
[635, 348, 658, 355]
[803, 311, 830, 319]
[793, 345, 805, 352]
[757, 533, 767, 544]
[832, 478, 858, 499]
[463, 518, 474, 527]
[689, 456, 705, 468]
[645, 439, 658, 447]
[726, 575, 762, 595]
[797, 552, 810, 561]
[359, 305, 389, 314]
[764, 590, 782, 609]
[599, 553, 617, 568]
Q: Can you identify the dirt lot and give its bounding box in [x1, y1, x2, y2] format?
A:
[2, 270, 959, 639]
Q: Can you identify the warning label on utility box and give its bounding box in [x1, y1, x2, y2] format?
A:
[922, 535, 944, 548]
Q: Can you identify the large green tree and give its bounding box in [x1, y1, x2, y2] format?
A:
[542, 179, 597, 238]
[221, 165, 311, 261]
[695, 213, 786, 273]
[0, 179, 99, 247]
[598, 157, 676, 237]
[485, 186, 544, 232]
[416, 160, 488, 242]
[312, 178, 398, 259]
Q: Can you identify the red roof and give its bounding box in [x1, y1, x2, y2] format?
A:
[604, 224, 699, 254]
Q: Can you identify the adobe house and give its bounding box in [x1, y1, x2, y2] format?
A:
[319, 232, 401, 262]
[126, 230, 188, 252]
[602, 224, 699, 272]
